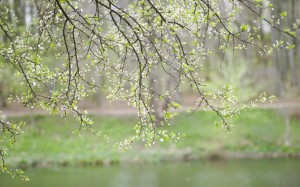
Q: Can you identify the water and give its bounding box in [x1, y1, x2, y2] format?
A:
[1, 159, 300, 187]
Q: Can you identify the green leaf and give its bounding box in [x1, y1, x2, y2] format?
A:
[287, 45, 295, 49]
[280, 11, 287, 17]
[254, 0, 263, 6]
[240, 24, 250, 32]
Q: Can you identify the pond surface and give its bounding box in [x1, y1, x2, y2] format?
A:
[1, 159, 300, 187]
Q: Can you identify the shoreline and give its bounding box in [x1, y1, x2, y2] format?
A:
[8, 151, 300, 170]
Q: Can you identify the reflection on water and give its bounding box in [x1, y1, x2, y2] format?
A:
[1, 159, 300, 187]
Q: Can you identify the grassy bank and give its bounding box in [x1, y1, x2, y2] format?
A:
[5, 109, 300, 168]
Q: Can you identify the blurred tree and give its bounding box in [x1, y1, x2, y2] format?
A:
[0, 0, 299, 178]
[245, 0, 300, 98]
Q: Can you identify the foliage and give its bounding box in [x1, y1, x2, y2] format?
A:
[0, 0, 299, 177]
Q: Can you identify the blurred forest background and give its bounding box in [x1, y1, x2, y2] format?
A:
[0, 0, 300, 111]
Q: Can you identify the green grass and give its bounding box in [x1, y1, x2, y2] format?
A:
[5, 109, 300, 168]
[170, 109, 300, 153]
